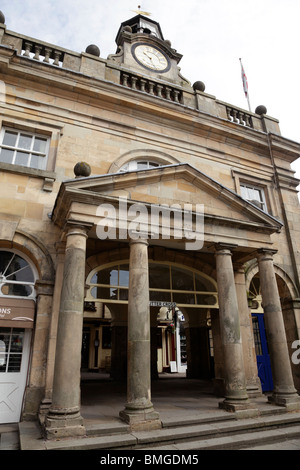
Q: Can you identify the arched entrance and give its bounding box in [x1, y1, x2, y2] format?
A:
[247, 266, 300, 394]
[0, 249, 37, 423]
[83, 260, 218, 381]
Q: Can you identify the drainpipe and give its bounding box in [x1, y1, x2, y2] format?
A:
[267, 132, 300, 294]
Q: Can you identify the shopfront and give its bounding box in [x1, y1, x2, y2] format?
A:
[84, 261, 218, 378]
[0, 250, 36, 424]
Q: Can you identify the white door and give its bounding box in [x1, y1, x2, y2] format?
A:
[0, 327, 31, 423]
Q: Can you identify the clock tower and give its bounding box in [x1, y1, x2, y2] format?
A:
[108, 14, 190, 88]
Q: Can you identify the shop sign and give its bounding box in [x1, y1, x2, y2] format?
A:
[150, 301, 176, 308]
[0, 298, 35, 327]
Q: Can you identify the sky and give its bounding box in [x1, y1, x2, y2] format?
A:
[1, 0, 299, 183]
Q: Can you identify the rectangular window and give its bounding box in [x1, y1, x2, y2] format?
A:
[0, 328, 25, 373]
[0, 128, 50, 170]
[240, 183, 267, 212]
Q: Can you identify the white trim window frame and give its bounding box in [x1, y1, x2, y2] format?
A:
[119, 160, 161, 172]
[240, 183, 268, 212]
[0, 127, 50, 171]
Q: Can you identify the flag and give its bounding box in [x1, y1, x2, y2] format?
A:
[240, 59, 248, 97]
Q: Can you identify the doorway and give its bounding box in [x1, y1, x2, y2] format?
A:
[252, 313, 273, 392]
[0, 328, 31, 423]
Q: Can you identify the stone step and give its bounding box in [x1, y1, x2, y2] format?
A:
[86, 419, 130, 437]
[132, 412, 300, 448]
[19, 411, 300, 450]
[138, 425, 300, 450]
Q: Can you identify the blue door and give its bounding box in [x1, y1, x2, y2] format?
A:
[252, 314, 273, 392]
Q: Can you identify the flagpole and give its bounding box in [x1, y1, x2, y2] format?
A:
[239, 58, 252, 112]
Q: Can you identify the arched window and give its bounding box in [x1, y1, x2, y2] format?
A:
[86, 261, 218, 308]
[0, 250, 36, 299]
[118, 160, 161, 173]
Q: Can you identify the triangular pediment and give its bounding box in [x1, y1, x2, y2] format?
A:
[58, 163, 282, 233]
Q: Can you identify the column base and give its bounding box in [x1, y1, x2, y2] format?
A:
[268, 393, 300, 411]
[246, 383, 263, 398]
[119, 404, 161, 431]
[45, 408, 86, 439]
[219, 398, 259, 417]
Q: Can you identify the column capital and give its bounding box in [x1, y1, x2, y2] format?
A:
[64, 221, 93, 239]
[214, 242, 237, 254]
[233, 262, 246, 273]
[129, 238, 149, 247]
[257, 248, 278, 260]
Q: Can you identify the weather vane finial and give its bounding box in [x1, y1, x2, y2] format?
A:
[132, 5, 151, 16]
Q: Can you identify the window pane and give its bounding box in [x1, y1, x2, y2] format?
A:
[7, 354, 22, 372]
[6, 264, 34, 283]
[10, 331, 24, 352]
[0, 252, 12, 275]
[149, 290, 171, 302]
[4, 254, 34, 282]
[1, 283, 32, 297]
[19, 134, 32, 150]
[195, 274, 216, 292]
[15, 151, 29, 166]
[119, 265, 129, 287]
[252, 316, 263, 356]
[119, 288, 128, 301]
[137, 161, 148, 170]
[196, 294, 217, 305]
[173, 292, 195, 304]
[91, 286, 117, 300]
[171, 266, 194, 291]
[3, 131, 17, 147]
[0, 148, 14, 164]
[33, 137, 47, 153]
[30, 154, 46, 170]
[240, 185, 250, 199]
[0, 331, 11, 351]
[97, 268, 118, 286]
[149, 264, 170, 289]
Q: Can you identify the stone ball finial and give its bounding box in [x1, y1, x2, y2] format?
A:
[255, 105, 267, 115]
[164, 39, 172, 47]
[193, 81, 206, 92]
[74, 162, 91, 178]
[123, 25, 132, 33]
[85, 44, 100, 57]
[0, 11, 5, 24]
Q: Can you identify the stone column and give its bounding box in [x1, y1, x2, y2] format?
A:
[257, 249, 300, 409]
[234, 264, 262, 397]
[23, 280, 54, 420]
[215, 244, 255, 412]
[45, 224, 89, 438]
[40, 242, 65, 415]
[119, 239, 161, 429]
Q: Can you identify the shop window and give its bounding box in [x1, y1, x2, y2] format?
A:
[0, 127, 50, 171]
[0, 250, 36, 299]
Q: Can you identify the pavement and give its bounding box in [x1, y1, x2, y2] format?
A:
[1, 372, 300, 451]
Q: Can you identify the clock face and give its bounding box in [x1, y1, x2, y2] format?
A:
[132, 44, 170, 72]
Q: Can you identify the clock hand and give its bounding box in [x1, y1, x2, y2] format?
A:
[143, 51, 153, 60]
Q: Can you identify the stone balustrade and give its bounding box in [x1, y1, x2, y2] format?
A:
[22, 39, 64, 66]
[226, 106, 253, 128]
[120, 71, 183, 104]
[0, 21, 281, 135]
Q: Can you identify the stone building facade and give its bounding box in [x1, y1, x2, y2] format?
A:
[0, 11, 299, 437]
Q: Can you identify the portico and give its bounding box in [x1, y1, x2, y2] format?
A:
[41, 163, 300, 438]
